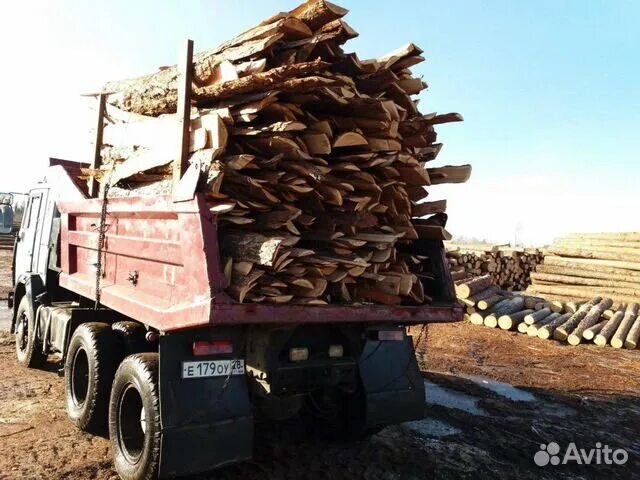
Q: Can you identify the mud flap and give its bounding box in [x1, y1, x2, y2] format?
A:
[158, 329, 253, 478]
[358, 329, 425, 429]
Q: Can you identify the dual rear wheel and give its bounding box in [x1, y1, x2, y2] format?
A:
[63, 322, 160, 480]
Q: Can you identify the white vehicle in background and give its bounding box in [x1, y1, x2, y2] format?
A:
[0, 193, 14, 235]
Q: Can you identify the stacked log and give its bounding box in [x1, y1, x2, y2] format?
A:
[87, 0, 471, 306]
[528, 232, 640, 306]
[455, 271, 640, 349]
[447, 243, 543, 291]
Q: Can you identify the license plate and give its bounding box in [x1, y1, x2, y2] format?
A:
[182, 359, 245, 379]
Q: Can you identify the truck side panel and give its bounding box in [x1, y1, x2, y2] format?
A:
[57, 194, 462, 332]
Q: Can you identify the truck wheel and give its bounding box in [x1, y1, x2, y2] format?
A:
[112, 321, 148, 355]
[15, 296, 46, 368]
[64, 323, 124, 431]
[305, 386, 370, 441]
[109, 354, 161, 480]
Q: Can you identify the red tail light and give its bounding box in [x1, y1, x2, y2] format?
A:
[377, 330, 404, 341]
[193, 341, 233, 356]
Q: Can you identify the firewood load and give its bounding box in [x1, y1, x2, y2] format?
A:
[446, 243, 543, 291]
[87, 0, 472, 306]
[527, 232, 640, 306]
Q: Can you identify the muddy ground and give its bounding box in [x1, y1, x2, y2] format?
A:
[0, 309, 638, 480]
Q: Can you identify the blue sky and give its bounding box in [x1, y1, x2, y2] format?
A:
[1, 0, 638, 243]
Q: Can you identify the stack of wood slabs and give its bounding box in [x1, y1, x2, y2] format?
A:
[447, 243, 543, 291]
[527, 232, 640, 306]
[89, 0, 471, 306]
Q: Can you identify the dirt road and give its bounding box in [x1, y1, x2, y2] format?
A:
[1, 319, 639, 480]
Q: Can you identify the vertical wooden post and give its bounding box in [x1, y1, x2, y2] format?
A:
[89, 93, 106, 198]
[173, 39, 194, 191]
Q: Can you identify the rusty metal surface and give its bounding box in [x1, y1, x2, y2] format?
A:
[58, 194, 461, 332]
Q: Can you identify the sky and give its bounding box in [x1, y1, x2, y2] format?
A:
[0, 0, 638, 245]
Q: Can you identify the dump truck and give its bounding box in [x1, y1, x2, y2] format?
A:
[9, 159, 461, 479]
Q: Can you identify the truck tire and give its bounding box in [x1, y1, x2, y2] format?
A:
[109, 353, 161, 480]
[64, 323, 124, 431]
[15, 296, 46, 368]
[112, 321, 148, 355]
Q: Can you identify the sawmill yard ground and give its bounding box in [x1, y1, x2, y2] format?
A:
[0, 303, 638, 479]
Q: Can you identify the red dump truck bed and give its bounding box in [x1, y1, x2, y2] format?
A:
[57, 194, 462, 332]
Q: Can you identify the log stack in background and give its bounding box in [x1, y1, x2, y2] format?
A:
[88, 0, 472, 306]
[447, 243, 543, 291]
[527, 232, 640, 306]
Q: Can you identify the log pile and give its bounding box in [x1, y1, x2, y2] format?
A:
[88, 0, 471, 306]
[457, 278, 640, 349]
[447, 243, 543, 291]
[527, 232, 640, 306]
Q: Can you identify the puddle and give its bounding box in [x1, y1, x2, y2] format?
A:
[424, 380, 488, 416]
[461, 374, 537, 402]
[403, 417, 461, 438]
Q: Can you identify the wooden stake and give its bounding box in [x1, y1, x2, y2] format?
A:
[174, 39, 194, 193]
[88, 93, 106, 198]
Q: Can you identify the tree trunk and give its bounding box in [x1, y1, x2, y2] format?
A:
[553, 297, 602, 341]
[567, 298, 613, 346]
[477, 293, 505, 311]
[546, 247, 640, 263]
[537, 264, 640, 282]
[531, 272, 640, 290]
[543, 255, 640, 272]
[456, 274, 493, 299]
[524, 308, 551, 326]
[528, 284, 640, 303]
[624, 313, 640, 349]
[526, 312, 562, 336]
[594, 304, 629, 347]
[537, 313, 572, 340]
[611, 303, 640, 348]
[582, 320, 607, 341]
[483, 297, 525, 328]
[498, 309, 534, 330]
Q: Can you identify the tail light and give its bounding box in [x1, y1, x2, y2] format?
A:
[289, 347, 309, 362]
[328, 345, 344, 358]
[193, 341, 233, 356]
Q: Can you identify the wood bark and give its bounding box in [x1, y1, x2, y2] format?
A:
[594, 305, 628, 347]
[553, 297, 602, 341]
[477, 293, 504, 311]
[531, 272, 640, 290]
[537, 264, 640, 281]
[427, 165, 472, 185]
[483, 297, 525, 328]
[526, 312, 562, 336]
[528, 284, 640, 303]
[220, 232, 284, 267]
[498, 309, 534, 330]
[543, 255, 640, 272]
[567, 298, 613, 346]
[582, 320, 607, 341]
[537, 313, 572, 340]
[524, 308, 552, 326]
[624, 314, 640, 349]
[611, 303, 640, 348]
[456, 274, 493, 299]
